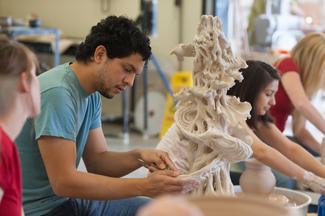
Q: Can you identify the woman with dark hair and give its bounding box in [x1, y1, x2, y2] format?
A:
[229, 60, 280, 130]
[0, 36, 40, 215]
[228, 60, 325, 192]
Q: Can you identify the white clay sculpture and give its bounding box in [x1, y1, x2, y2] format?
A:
[157, 15, 253, 196]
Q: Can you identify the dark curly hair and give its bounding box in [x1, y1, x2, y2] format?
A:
[76, 16, 151, 63]
[227, 60, 280, 129]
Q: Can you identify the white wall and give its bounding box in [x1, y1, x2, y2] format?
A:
[181, 0, 201, 70]
[0, 0, 201, 72]
[0, 0, 2, 15]
[0, 0, 139, 37]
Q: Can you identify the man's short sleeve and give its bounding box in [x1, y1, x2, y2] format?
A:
[35, 87, 78, 141]
[89, 92, 102, 130]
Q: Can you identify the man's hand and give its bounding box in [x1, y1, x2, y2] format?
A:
[134, 148, 178, 172]
[140, 170, 198, 197]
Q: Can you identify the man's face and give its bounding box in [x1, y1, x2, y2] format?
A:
[97, 53, 145, 99]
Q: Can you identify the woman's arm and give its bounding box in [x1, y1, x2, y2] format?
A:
[291, 115, 321, 153]
[246, 124, 325, 193]
[281, 72, 325, 135]
[245, 126, 305, 180]
[256, 123, 325, 177]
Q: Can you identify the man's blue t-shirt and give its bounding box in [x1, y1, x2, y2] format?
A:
[16, 63, 101, 215]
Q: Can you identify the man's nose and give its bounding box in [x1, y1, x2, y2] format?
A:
[123, 74, 136, 87]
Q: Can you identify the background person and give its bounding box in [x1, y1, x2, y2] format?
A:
[228, 60, 325, 192]
[137, 196, 203, 216]
[0, 36, 40, 216]
[270, 32, 325, 156]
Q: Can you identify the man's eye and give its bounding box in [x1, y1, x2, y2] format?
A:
[124, 67, 133, 73]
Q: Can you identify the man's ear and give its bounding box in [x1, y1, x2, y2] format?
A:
[19, 72, 31, 93]
[93, 45, 107, 63]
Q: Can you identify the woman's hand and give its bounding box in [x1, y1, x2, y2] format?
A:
[302, 171, 325, 194]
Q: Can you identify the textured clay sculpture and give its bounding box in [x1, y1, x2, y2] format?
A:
[156, 15, 253, 196]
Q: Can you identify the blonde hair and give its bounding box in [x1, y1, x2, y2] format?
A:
[0, 36, 39, 115]
[291, 32, 325, 97]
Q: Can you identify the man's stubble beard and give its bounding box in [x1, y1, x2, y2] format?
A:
[97, 74, 114, 99]
[98, 87, 114, 99]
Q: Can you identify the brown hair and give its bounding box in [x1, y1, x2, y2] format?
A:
[228, 60, 280, 129]
[0, 36, 39, 115]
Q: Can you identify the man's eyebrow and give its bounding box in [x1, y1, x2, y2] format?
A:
[124, 63, 136, 72]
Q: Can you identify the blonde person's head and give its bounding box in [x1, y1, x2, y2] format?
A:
[291, 32, 325, 97]
[0, 36, 39, 116]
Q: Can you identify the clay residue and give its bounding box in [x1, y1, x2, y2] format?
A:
[156, 15, 253, 196]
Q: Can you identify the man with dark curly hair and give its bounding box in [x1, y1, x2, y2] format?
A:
[16, 16, 189, 216]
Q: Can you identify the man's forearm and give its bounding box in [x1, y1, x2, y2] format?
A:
[85, 149, 143, 177]
[54, 170, 145, 199]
